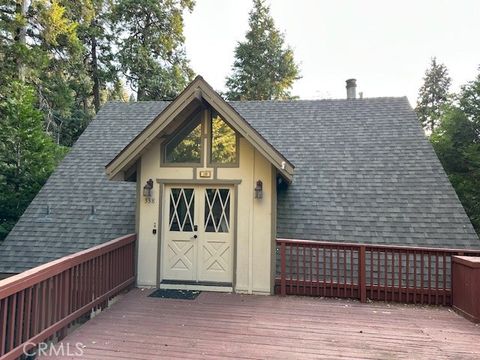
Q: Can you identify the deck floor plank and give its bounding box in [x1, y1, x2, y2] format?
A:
[44, 289, 480, 359]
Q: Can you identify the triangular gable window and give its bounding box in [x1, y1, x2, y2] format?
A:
[165, 112, 202, 164]
[164, 109, 238, 166]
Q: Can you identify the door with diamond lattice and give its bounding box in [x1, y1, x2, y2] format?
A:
[162, 187, 197, 281]
[162, 186, 234, 284]
[198, 187, 233, 283]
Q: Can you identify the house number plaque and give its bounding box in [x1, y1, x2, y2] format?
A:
[199, 170, 212, 178]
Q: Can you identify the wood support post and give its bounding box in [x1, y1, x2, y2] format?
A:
[359, 245, 367, 303]
[280, 242, 286, 296]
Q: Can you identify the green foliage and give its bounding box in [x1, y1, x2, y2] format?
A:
[0, 0, 196, 240]
[104, 79, 130, 102]
[1, 0, 196, 145]
[166, 120, 202, 163]
[112, 0, 195, 100]
[64, 0, 119, 111]
[0, 82, 67, 240]
[36, 0, 80, 47]
[430, 69, 480, 236]
[415, 57, 451, 133]
[0, 0, 95, 146]
[225, 0, 300, 100]
[165, 112, 238, 164]
[211, 114, 236, 163]
[458, 68, 480, 138]
[38, 0, 121, 144]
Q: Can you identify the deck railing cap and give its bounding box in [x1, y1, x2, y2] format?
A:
[276, 237, 480, 254]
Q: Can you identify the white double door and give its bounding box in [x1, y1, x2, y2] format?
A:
[162, 185, 234, 284]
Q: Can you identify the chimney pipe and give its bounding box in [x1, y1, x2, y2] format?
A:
[346, 79, 357, 99]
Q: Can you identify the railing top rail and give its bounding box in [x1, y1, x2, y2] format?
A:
[0, 233, 136, 300]
[276, 238, 480, 255]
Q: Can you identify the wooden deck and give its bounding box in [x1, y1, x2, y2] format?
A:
[48, 288, 480, 359]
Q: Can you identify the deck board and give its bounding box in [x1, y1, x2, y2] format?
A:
[45, 289, 480, 359]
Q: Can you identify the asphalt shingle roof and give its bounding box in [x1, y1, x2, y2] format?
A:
[0, 97, 478, 273]
[237, 98, 479, 248]
[0, 102, 167, 273]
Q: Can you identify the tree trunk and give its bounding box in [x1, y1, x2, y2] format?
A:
[137, 80, 146, 101]
[91, 23, 101, 112]
[15, 143, 21, 193]
[136, 24, 150, 101]
[15, 0, 29, 81]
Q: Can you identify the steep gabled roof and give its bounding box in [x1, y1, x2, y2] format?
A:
[106, 76, 294, 182]
[0, 96, 478, 274]
[234, 98, 479, 247]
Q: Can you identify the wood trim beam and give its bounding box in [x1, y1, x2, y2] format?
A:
[156, 179, 241, 185]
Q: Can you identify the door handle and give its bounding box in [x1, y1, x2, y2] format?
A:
[193, 234, 198, 239]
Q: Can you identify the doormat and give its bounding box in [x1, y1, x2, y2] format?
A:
[148, 289, 201, 300]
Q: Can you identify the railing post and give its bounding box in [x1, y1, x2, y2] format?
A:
[280, 241, 286, 296]
[359, 245, 367, 303]
[59, 270, 70, 340]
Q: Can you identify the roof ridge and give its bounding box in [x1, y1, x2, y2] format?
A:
[229, 96, 408, 103]
[103, 100, 171, 105]
[113, 96, 409, 105]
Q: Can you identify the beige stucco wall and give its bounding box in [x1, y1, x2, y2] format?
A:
[136, 136, 275, 294]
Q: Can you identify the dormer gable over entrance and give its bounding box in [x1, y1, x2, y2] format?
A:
[105, 75, 294, 182]
[105, 76, 293, 294]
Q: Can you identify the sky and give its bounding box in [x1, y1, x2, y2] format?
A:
[183, 0, 480, 105]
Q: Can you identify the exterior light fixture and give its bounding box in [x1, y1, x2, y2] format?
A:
[143, 179, 154, 203]
[254, 180, 263, 199]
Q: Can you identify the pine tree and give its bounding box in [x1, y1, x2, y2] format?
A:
[225, 0, 300, 100]
[430, 68, 480, 236]
[112, 0, 195, 101]
[458, 66, 480, 138]
[0, 0, 96, 145]
[431, 107, 480, 235]
[106, 78, 130, 102]
[0, 82, 67, 240]
[415, 57, 451, 133]
[0, 0, 78, 90]
[66, 0, 119, 112]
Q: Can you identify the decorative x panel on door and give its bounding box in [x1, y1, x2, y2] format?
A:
[168, 240, 194, 270]
[202, 241, 230, 272]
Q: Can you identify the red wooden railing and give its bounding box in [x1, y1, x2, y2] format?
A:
[276, 238, 480, 305]
[0, 233, 136, 359]
[451, 256, 480, 322]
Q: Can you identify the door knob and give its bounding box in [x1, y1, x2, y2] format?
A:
[193, 235, 198, 239]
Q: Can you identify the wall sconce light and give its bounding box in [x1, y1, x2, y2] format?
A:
[255, 180, 263, 199]
[143, 179, 154, 203]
